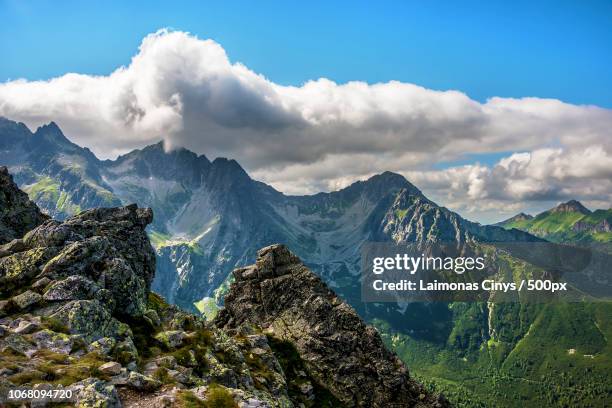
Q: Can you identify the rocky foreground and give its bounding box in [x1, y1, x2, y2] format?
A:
[0, 167, 447, 407]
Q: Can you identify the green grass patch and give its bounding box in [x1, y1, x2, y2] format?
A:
[194, 297, 219, 320]
[395, 208, 409, 221]
[24, 176, 60, 203]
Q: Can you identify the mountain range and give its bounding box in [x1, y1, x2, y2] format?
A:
[1, 117, 611, 407]
[496, 200, 612, 245]
[0, 117, 540, 311]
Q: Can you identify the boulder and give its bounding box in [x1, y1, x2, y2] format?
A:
[98, 362, 122, 376]
[154, 330, 186, 349]
[43, 275, 99, 301]
[72, 378, 122, 408]
[12, 290, 42, 310]
[32, 329, 74, 354]
[126, 371, 161, 391]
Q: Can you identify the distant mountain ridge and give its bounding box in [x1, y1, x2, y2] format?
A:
[497, 200, 612, 244]
[0, 117, 539, 309]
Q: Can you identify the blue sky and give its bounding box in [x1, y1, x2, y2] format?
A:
[1, 0, 611, 221]
[2, 0, 612, 107]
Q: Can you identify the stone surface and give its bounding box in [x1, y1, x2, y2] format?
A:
[72, 378, 122, 408]
[32, 329, 74, 354]
[43, 275, 99, 301]
[13, 319, 39, 334]
[126, 371, 161, 391]
[12, 290, 42, 310]
[99, 362, 123, 376]
[154, 330, 186, 349]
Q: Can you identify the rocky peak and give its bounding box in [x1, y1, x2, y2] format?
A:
[0, 176, 294, 407]
[107, 141, 211, 185]
[343, 171, 422, 202]
[510, 212, 533, 222]
[0, 117, 31, 139]
[215, 244, 448, 408]
[1, 202, 155, 319]
[551, 199, 591, 215]
[0, 166, 49, 244]
[494, 212, 534, 226]
[33, 121, 75, 148]
[208, 157, 251, 185]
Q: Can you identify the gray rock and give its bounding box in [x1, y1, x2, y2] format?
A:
[98, 362, 122, 376]
[88, 337, 117, 356]
[12, 290, 42, 310]
[154, 330, 186, 349]
[72, 378, 122, 408]
[0, 238, 27, 254]
[13, 319, 39, 334]
[1, 333, 37, 356]
[126, 371, 161, 391]
[43, 275, 98, 301]
[32, 329, 74, 354]
[31, 276, 52, 290]
[50, 299, 122, 342]
[155, 355, 177, 369]
[143, 308, 161, 327]
[0, 167, 49, 245]
[0, 300, 10, 317]
[114, 338, 139, 365]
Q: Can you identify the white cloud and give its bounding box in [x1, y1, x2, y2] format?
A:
[0, 29, 610, 221]
[404, 146, 612, 222]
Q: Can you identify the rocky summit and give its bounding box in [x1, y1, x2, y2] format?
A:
[216, 244, 449, 408]
[0, 170, 444, 407]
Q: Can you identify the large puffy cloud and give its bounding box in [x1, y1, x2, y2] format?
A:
[0, 29, 610, 221]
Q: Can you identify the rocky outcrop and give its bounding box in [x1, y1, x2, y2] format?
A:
[0, 166, 48, 244]
[215, 244, 449, 408]
[0, 192, 293, 407]
[0, 204, 155, 322]
[573, 218, 611, 233]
